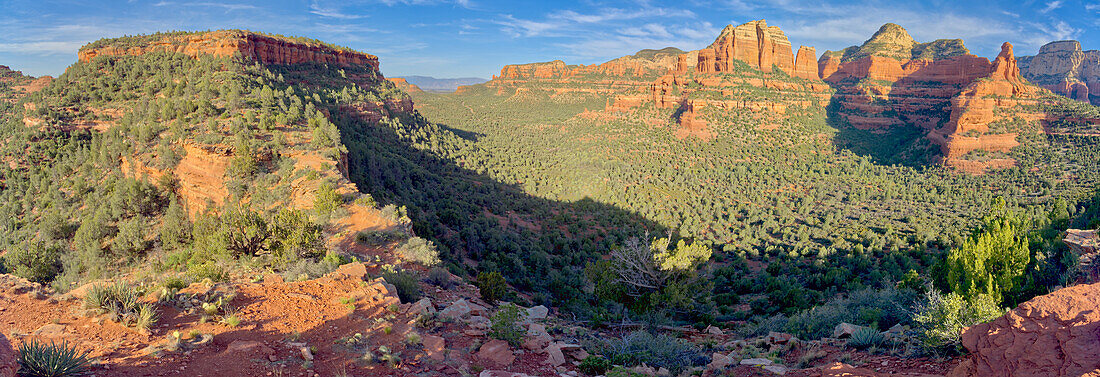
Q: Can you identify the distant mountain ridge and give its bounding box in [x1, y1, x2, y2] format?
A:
[398, 75, 488, 92]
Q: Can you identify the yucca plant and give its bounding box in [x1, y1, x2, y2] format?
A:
[17, 339, 92, 377]
[847, 327, 885, 349]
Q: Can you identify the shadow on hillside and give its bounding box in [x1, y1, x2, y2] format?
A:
[825, 85, 941, 167]
[331, 110, 667, 308]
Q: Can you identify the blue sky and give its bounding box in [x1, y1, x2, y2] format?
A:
[2, 0, 1098, 79]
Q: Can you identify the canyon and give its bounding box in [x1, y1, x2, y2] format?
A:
[471, 21, 1076, 173]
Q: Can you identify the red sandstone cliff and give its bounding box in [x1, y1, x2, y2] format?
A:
[695, 20, 805, 76]
[387, 77, 423, 93]
[78, 30, 379, 70]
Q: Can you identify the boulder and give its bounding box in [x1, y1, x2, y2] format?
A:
[740, 358, 773, 366]
[0, 333, 16, 377]
[544, 343, 567, 366]
[766, 331, 794, 345]
[329, 262, 368, 280]
[423, 335, 445, 361]
[479, 371, 533, 377]
[705, 325, 724, 335]
[832, 323, 861, 338]
[440, 299, 472, 319]
[406, 297, 435, 316]
[526, 305, 549, 320]
[478, 339, 515, 366]
[948, 281, 1100, 377]
[523, 324, 553, 351]
[467, 315, 490, 330]
[707, 352, 735, 371]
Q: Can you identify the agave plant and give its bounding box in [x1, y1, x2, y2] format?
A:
[847, 327, 885, 349]
[17, 339, 92, 377]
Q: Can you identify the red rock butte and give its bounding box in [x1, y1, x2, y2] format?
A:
[77, 30, 379, 70]
[694, 20, 818, 79]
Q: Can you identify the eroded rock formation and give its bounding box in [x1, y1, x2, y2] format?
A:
[78, 30, 379, 69]
[1019, 40, 1100, 105]
[387, 77, 423, 93]
[949, 281, 1100, 377]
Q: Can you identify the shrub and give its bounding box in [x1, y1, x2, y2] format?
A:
[846, 327, 884, 349]
[187, 262, 228, 282]
[280, 255, 342, 281]
[397, 237, 440, 266]
[591, 331, 704, 374]
[489, 303, 524, 346]
[476, 271, 507, 305]
[355, 230, 405, 246]
[425, 267, 454, 288]
[4, 242, 64, 283]
[17, 339, 92, 377]
[912, 289, 1003, 353]
[579, 356, 612, 375]
[383, 269, 421, 303]
[785, 287, 916, 339]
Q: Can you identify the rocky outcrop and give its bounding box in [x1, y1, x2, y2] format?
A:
[696, 20, 797, 75]
[1018, 40, 1100, 105]
[793, 46, 820, 80]
[0, 333, 15, 377]
[949, 281, 1100, 377]
[820, 23, 1058, 173]
[78, 30, 379, 69]
[928, 43, 1044, 171]
[387, 77, 423, 93]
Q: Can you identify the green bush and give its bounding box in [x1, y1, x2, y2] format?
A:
[17, 339, 92, 377]
[489, 303, 524, 346]
[425, 267, 454, 288]
[785, 287, 916, 339]
[944, 199, 1029, 305]
[476, 271, 507, 305]
[187, 262, 229, 282]
[579, 356, 612, 375]
[383, 269, 421, 303]
[846, 327, 884, 349]
[4, 242, 64, 283]
[397, 237, 440, 266]
[912, 289, 1003, 353]
[591, 331, 704, 374]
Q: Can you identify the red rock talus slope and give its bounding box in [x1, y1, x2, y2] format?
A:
[1018, 40, 1100, 106]
[78, 30, 379, 69]
[948, 281, 1100, 377]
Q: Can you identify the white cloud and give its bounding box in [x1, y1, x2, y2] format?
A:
[309, 2, 366, 19]
[0, 41, 85, 54]
[153, 1, 257, 11]
[1040, 1, 1062, 13]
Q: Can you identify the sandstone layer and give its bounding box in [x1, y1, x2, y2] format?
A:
[78, 30, 379, 69]
[387, 77, 423, 93]
[820, 23, 1056, 173]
